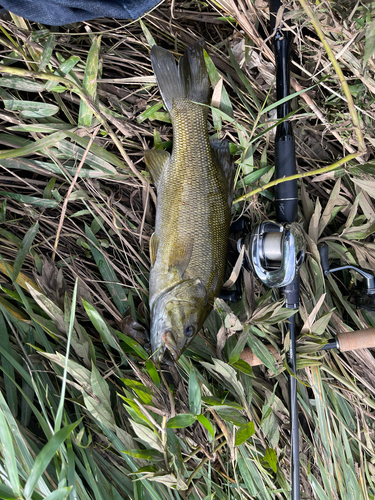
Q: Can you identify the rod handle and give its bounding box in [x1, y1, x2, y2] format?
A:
[338, 328, 375, 352]
[239, 328, 375, 366]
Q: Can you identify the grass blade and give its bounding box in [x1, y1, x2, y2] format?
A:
[79, 36, 101, 127]
[12, 222, 39, 282]
[23, 420, 81, 500]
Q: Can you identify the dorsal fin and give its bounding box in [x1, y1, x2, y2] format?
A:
[210, 139, 234, 204]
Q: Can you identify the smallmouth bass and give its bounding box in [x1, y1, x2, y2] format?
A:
[146, 40, 234, 363]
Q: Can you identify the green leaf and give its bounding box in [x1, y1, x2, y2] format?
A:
[39, 34, 55, 71]
[227, 46, 261, 110]
[122, 378, 152, 403]
[167, 414, 196, 429]
[197, 414, 215, 438]
[236, 165, 272, 188]
[122, 449, 163, 460]
[0, 407, 21, 497]
[91, 363, 112, 414]
[0, 130, 68, 160]
[23, 420, 81, 500]
[4, 99, 59, 118]
[81, 299, 117, 349]
[0, 311, 17, 417]
[0, 76, 45, 92]
[12, 222, 39, 282]
[44, 488, 71, 500]
[129, 420, 163, 452]
[0, 484, 18, 500]
[122, 379, 152, 395]
[263, 447, 277, 473]
[231, 359, 253, 375]
[56, 55, 81, 77]
[65, 131, 129, 170]
[79, 35, 101, 126]
[0, 191, 58, 207]
[261, 401, 280, 449]
[57, 140, 116, 174]
[116, 330, 148, 360]
[26, 284, 66, 332]
[137, 102, 164, 123]
[364, 19, 375, 67]
[0, 198, 6, 222]
[247, 328, 278, 374]
[235, 421, 255, 446]
[203, 50, 233, 117]
[85, 225, 128, 315]
[139, 19, 156, 48]
[44, 55, 81, 91]
[189, 366, 201, 415]
[202, 396, 242, 409]
[229, 330, 250, 364]
[43, 177, 56, 199]
[145, 359, 160, 388]
[201, 359, 246, 400]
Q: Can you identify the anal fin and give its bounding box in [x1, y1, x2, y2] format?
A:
[145, 149, 170, 188]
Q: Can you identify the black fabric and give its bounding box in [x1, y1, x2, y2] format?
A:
[1, 0, 162, 25]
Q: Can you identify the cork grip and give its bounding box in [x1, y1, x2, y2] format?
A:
[337, 328, 375, 352]
[239, 328, 375, 367]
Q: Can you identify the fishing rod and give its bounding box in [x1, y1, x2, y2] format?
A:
[268, 3, 300, 498]
[240, 243, 375, 360]
[240, 327, 375, 367]
[226, 4, 375, 497]
[234, 3, 304, 498]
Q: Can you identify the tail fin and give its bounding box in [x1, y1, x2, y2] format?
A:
[150, 39, 210, 113]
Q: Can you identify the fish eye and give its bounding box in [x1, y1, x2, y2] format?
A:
[184, 325, 195, 337]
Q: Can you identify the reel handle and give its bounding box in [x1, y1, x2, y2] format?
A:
[318, 242, 375, 294]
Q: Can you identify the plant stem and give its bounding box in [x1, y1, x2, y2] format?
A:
[297, 0, 366, 152]
[187, 440, 227, 487]
[233, 152, 360, 204]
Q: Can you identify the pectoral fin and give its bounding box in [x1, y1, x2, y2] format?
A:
[168, 239, 194, 278]
[150, 233, 159, 267]
[145, 149, 170, 188]
[210, 139, 234, 204]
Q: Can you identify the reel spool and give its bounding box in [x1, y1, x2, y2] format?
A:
[242, 221, 305, 288]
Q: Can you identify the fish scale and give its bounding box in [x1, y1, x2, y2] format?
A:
[150, 99, 229, 304]
[146, 41, 233, 362]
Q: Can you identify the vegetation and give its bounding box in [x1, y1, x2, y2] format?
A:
[0, 1, 374, 498]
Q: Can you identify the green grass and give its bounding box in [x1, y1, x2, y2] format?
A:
[0, 2, 374, 499]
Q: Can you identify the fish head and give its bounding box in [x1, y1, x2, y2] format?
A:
[151, 278, 208, 363]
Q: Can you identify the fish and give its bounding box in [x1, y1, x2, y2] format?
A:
[145, 39, 234, 363]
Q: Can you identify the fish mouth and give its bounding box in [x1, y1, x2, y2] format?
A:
[152, 329, 183, 364]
